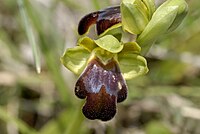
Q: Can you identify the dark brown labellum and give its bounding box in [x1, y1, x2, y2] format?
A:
[78, 6, 121, 36]
[75, 57, 127, 121]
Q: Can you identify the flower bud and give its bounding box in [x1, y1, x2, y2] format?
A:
[137, 0, 188, 55]
[142, 0, 156, 19]
[120, 0, 151, 34]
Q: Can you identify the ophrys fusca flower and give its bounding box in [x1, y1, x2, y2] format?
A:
[61, 35, 148, 121]
[61, 0, 188, 121]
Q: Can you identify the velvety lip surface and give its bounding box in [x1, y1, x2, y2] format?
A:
[75, 57, 127, 121]
[78, 6, 121, 36]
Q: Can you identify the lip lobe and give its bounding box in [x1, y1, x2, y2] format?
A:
[78, 6, 121, 36]
[75, 57, 127, 121]
[82, 85, 116, 121]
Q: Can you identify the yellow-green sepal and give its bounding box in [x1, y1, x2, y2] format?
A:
[118, 53, 149, 80]
[94, 35, 123, 53]
[60, 46, 91, 75]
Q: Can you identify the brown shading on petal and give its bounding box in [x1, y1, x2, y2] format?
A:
[78, 6, 121, 35]
[75, 57, 128, 121]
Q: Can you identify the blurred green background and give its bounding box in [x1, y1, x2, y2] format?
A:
[0, 0, 200, 134]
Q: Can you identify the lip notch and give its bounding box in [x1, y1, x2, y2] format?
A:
[75, 57, 127, 121]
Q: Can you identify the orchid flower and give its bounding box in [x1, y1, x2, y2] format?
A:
[61, 0, 188, 121]
[61, 35, 148, 121]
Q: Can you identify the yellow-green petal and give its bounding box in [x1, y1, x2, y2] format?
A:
[94, 35, 123, 53]
[99, 23, 122, 38]
[60, 46, 90, 75]
[78, 36, 97, 52]
[120, 42, 141, 53]
[118, 53, 148, 80]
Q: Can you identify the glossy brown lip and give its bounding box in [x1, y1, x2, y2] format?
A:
[78, 6, 121, 36]
[75, 57, 127, 121]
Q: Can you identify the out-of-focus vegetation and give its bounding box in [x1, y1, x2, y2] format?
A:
[0, 0, 199, 134]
